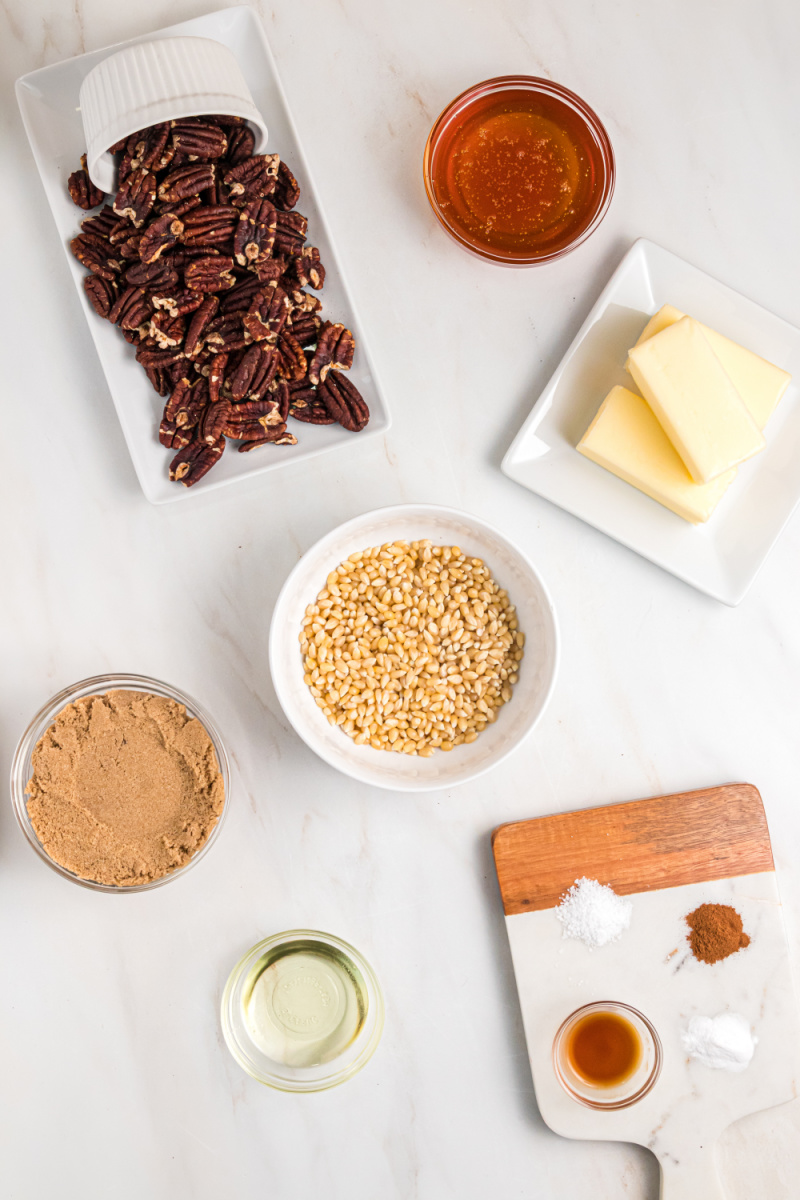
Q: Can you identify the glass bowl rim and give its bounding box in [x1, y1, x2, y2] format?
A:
[220, 928, 385, 1091]
[552, 999, 663, 1110]
[422, 73, 616, 266]
[9, 672, 231, 894]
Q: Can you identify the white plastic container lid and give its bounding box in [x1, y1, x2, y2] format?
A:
[79, 36, 269, 192]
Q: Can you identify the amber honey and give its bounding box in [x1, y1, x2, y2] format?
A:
[566, 1010, 642, 1087]
[424, 77, 614, 264]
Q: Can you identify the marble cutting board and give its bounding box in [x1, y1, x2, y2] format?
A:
[492, 784, 800, 1198]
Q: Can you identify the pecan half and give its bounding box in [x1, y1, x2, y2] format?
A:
[113, 167, 157, 227]
[204, 313, 248, 352]
[238, 427, 297, 450]
[221, 396, 286, 438]
[164, 376, 208, 429]
[156, 195, 202, 218]
[226, 125, 255, 166]
[287, 376, 316, 404]
[150, 287, 205, 319]
[144, 311, 186, 349]
[276, 330, 307, 381]
[243, 286, 289, 344]
[274, 209, 308, 255]
[250, 350, 281, 402]
[289, 312, 323, 346]
[130, 122, 173, 172]
[274, 159, 300, 211]
[157, 163, 215, 203]
[170, 244, 215, 268]
[181, 205, 238, 249]
[116, 232, 145, 260]
[289, 398, 336, 425]
[318, 371, 369, 432]
[169, 436, 225, 485]
[83, 274, 118, 318]
[223, 154, 280, 205]
[81, 205, 127, 239]
[139, 214, 184, 263]
[70, 233, 121, 280]
[268, 377, 291, 422]
[171, 118, 228, 161]
[136, 346, 185, 369]
[221, 276, 267, 314]
[184, 296, 219, 357]
[118, 131, 143, 183]
[233, 198, 276, 267]
[124, 259, 178, 290]
[159, 416, 193, 449]
[107, 217, 135, 243]
[68, 156, 105, 210]
[284, 245, 325, 290]
[228, 344, 278, 401]
[199, 400, 230, 444]
[224, 417, 270, 440]
[185, 255, 236, 293]
[109, 286, 153, 330]
[285, 287, 322, 316]
[146, 366, 172, 396]
[308, 322, 355, 384]
[254, 257, 287, 284]
[207, 352, 229, 403]
[203, 178, 229, 207]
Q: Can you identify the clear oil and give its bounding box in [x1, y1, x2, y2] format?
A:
[242, 938, 368, 1068]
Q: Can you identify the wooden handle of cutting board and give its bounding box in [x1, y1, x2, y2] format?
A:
[493, 783, 772, 916]
[659, 1145, 724, 1198]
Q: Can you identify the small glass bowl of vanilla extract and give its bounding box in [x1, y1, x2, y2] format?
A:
[423, 76, 615, 266]
[553, 1000, 662, 1109]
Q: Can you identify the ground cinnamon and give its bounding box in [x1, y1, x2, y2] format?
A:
[685, 903, 750, 965]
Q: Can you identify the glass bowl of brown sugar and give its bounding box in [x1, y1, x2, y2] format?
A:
[10, 673, 230, 893]
[423, 76, 615, 266]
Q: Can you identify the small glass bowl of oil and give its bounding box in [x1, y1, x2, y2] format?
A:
[221, 930, 384, 1091]
[423, 76, 614, 266]
[552, 1001, 662, 1109]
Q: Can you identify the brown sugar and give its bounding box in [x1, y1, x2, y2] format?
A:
[26, 690, 224, 887]
[685, 903, 751, 965]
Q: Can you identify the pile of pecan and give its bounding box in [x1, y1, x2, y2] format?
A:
[67, 116, 369, 486]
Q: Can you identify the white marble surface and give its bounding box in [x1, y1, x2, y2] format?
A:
[2, 1, 800, 1197]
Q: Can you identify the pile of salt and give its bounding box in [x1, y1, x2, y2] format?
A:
[555, 877, 633, 948]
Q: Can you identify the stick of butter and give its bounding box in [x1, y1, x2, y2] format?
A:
[626, 304, 790, 431]
[627, 317, 765, 482]
[578, 385, 736, 523]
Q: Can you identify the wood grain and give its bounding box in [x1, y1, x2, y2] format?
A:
[492, 783, 773, 916]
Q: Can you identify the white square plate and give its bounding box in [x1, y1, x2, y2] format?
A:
[15, 5, 390, 504]
[501, 238, 800, 605]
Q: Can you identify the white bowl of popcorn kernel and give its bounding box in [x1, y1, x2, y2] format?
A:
[269, 504, 559, 791]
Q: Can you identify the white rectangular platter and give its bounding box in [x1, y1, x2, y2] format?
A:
[501, 239, 800, 605]
[15, 5, 391, 504]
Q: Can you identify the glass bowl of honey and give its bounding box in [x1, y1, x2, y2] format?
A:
[423, 76, 615, 266]
[552, 1001, 662, 1109]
